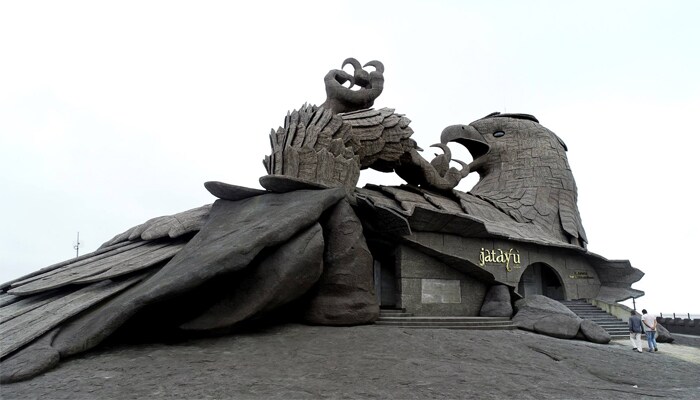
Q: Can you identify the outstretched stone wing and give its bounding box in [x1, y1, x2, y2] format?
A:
[0, 204, 211, 363]
[0, 187, 347, 383]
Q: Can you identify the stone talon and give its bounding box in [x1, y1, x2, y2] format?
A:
[320, 57, 384, 114]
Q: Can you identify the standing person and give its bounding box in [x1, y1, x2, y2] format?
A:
[642, 309, 658, 352]
[628, 310, 644, 352]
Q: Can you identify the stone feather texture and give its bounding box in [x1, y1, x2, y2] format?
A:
[442, 114, 588, 248]
[265, 105, 414, 190]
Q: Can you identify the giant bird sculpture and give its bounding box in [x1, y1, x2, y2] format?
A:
[0, 58, 641, 383]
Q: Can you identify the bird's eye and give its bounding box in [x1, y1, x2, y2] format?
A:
[493, 131, 505, 137]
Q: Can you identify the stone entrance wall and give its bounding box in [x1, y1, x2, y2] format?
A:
[395, 246, 487, 316]
[404, 232, 603, 302]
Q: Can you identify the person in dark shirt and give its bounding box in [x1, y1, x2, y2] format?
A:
[629, 310, 644, 352]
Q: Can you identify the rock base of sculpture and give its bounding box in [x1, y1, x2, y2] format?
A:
[479, 285, 513, 317]
[512, 295, 610, 344]
[304, 199, 379, 325]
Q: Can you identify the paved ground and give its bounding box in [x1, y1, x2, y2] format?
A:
[612, 334, 700, 365]
[2, 324, 699, 399]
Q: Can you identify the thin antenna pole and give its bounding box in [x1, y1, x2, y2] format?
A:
[73, 232, 81, 258]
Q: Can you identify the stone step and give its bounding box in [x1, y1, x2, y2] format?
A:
[376, 319, 512, 326]
[377, 316, 510, 323]
[586, 318, 625, 322]
[379, 309, 414, 318]
[375, 324, 517, 330]
[579, 318, 625, 324]
[379, 313, 414, 318]
[560, 300, 630, 339]
[375, 321, 512, 328]
[593, 324, 629, 329]
[375, 315, 514, 330]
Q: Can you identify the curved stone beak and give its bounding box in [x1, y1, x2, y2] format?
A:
[440, 124, 490, 161]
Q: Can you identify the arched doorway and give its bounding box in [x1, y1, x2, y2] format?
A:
[517, 262, 565, 300]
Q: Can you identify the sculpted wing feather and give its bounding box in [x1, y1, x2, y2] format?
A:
[267, 105, 359, 189]
[0, 204, 211, 362]
[340, 107, 414, 170]
[101, 204, 211, 248]
[558, 190, 588, 244]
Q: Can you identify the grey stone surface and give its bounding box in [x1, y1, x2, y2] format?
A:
[1, 275, 144, 359]
[357, 186, 642, 303]
[204, 181, 267, 201]
[0, 329, 59, 384]
[3, 241, 146, 295]
[0, 188, 346, 382]
[479, 285, 513, 317]
[579, 319, 611, 344]
[101, 204, 212, 247]
[397, 245, 487, 317]
[533, 314, 582, 339]
[3, 325, 699, 399]
[304, 199, 378, 325]
[7, 241, 155, 295]
[441, 114, 587, 248]
[71, 242, 186, 284]
[181, 223, 325, 331]
[658, 317, 699, 336]
[421, 279, 461, 304]
[259, 174, 331, 193]
[320, 58, 384, 114]
[52, 189, 345, 354]
[512, 294, 578, 331]
[656, 323, 675, 343]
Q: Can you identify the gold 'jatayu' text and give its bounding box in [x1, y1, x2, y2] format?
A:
[479, 248, 521, 272]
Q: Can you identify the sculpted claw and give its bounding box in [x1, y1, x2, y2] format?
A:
[430, 143, 452, 159]
[321, 58, 384, 114]
[342, 57, 362, 71]
[333, 70, 355, 87]
[363, 60, 385, 74]
[429, 143, 452, 177]
[452, 159, 470, 178]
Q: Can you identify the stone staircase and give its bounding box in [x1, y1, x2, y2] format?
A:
[375, 308, 516, 331]
[560, 300, 629, 339]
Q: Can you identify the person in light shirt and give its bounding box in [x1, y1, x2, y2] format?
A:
[641, 309, 658, 352]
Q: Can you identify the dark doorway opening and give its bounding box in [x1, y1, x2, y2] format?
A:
[368, 240, 398, 307]
[517, 262, 565, 300]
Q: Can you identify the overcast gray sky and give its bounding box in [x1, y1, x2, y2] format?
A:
[1, 1, 698, 315]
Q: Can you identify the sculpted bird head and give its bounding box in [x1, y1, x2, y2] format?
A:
[320, 58, 384, 114]
[441, 112, 569, 179]
[441, 113, 587, 247]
